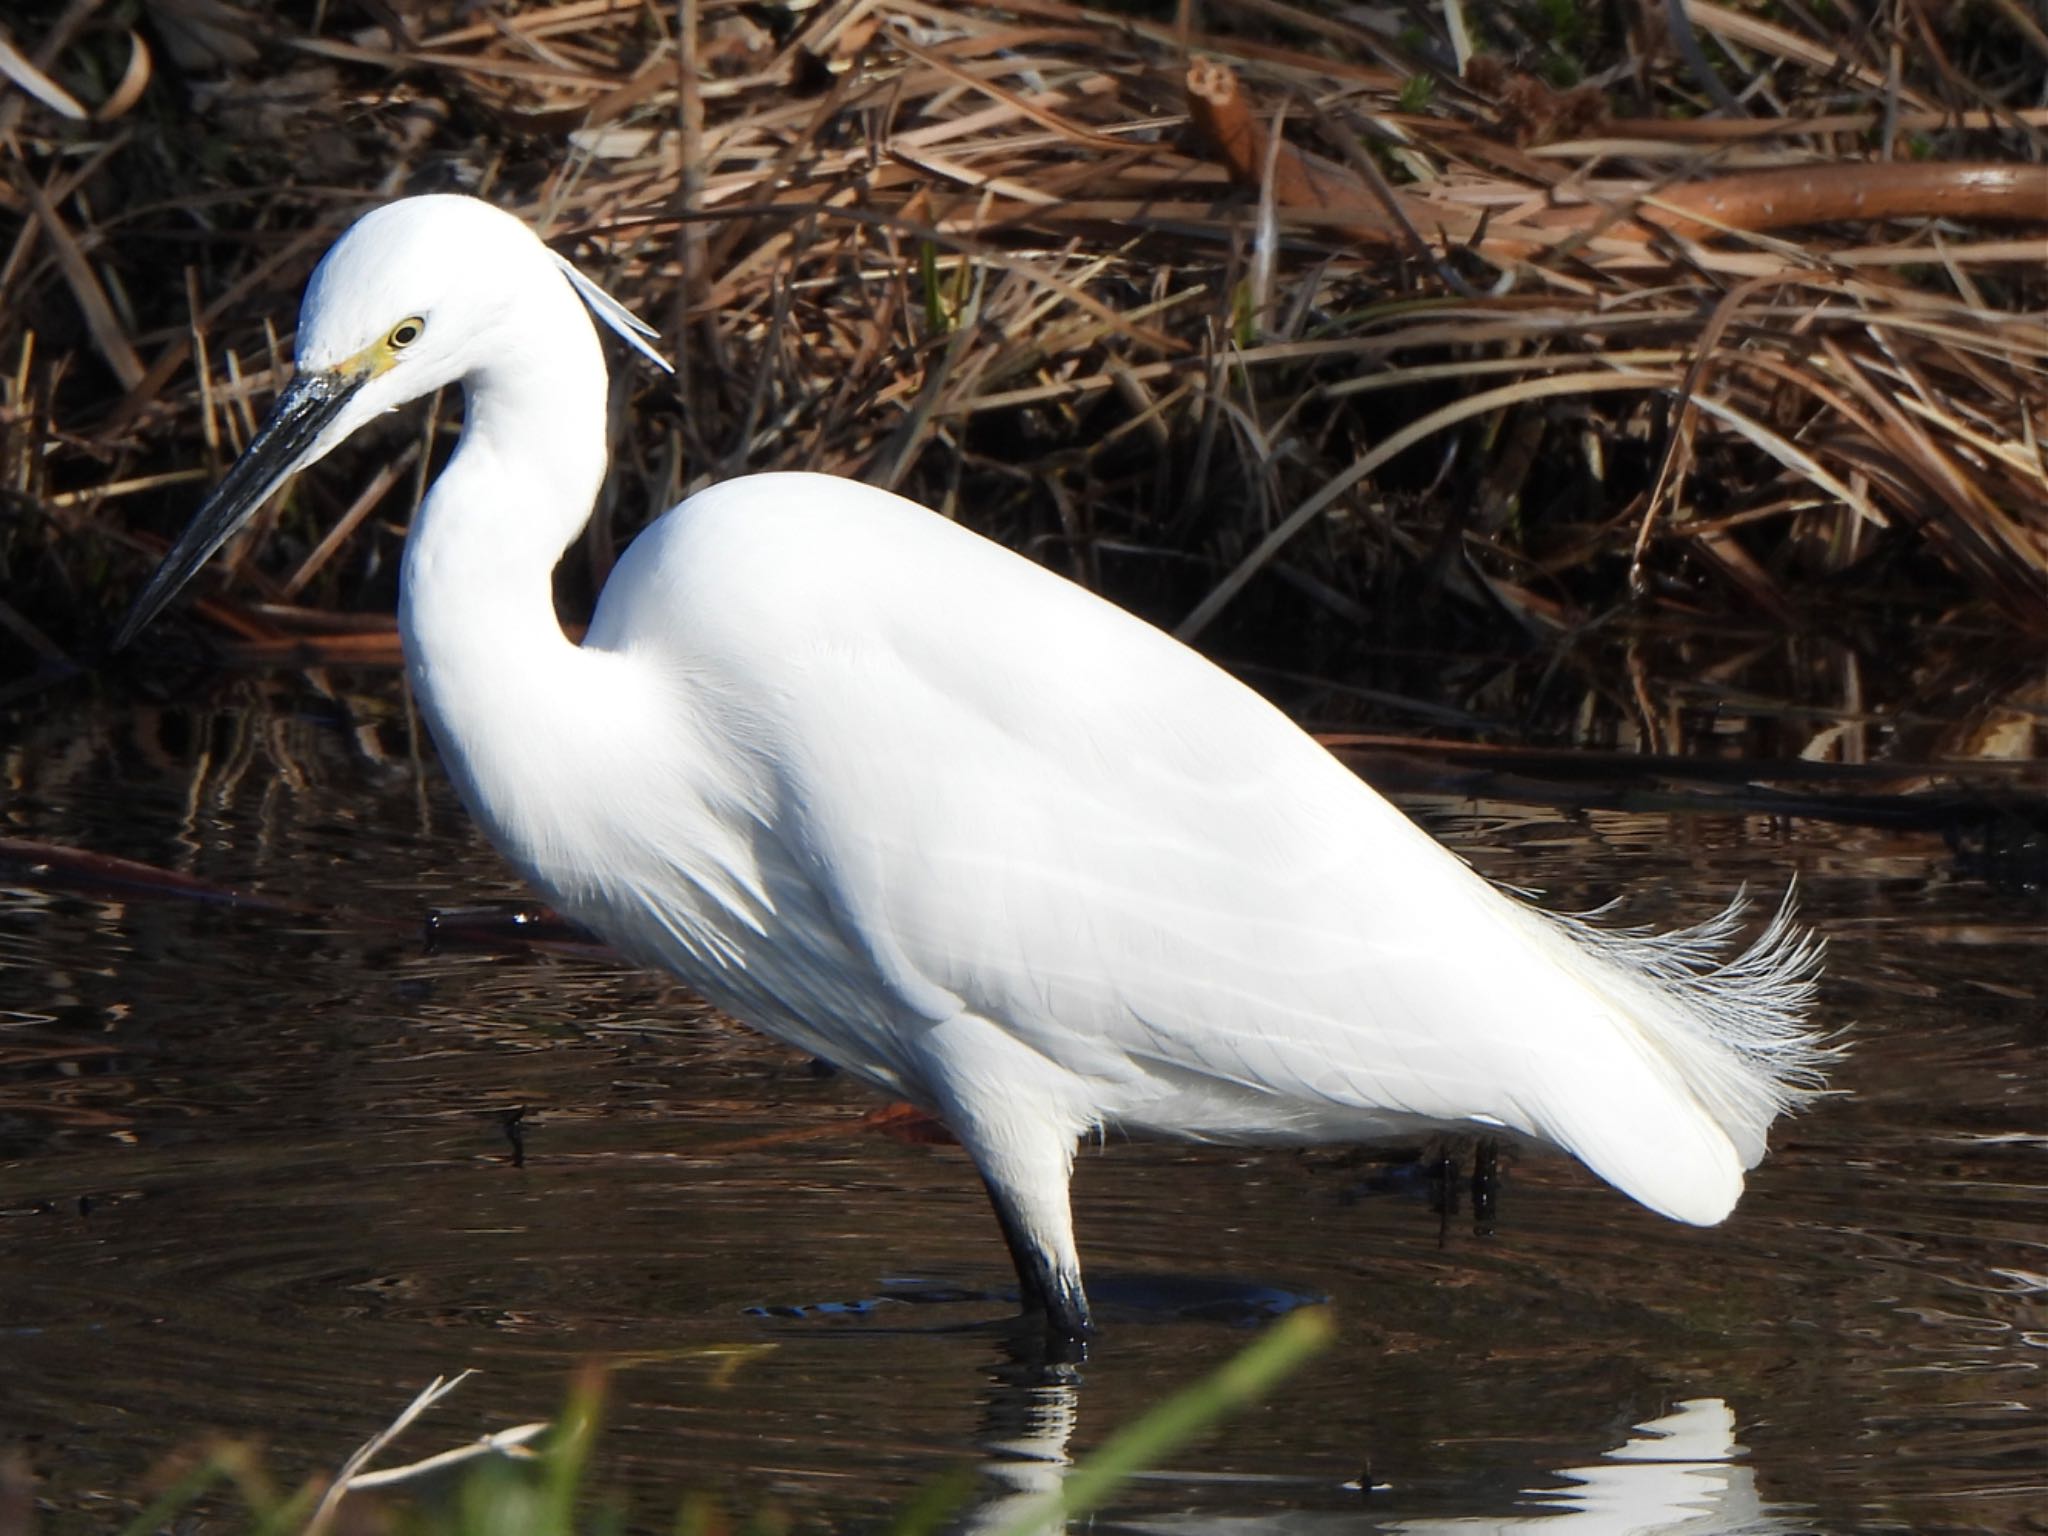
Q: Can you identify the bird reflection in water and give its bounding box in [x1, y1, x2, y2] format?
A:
[970, 1393, 1792, 1535]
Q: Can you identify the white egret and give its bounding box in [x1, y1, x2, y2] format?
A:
[117, 195, 1831, 1342]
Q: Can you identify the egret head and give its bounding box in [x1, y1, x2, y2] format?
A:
[294, 197, 531, 436]
[114, 194, 667, 649]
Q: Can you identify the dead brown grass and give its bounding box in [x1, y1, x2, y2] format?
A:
[2, 0, 2044, 673]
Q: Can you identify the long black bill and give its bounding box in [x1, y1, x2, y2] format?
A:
[113, 368, 364, 650]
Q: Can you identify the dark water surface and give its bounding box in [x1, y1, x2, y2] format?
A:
[0, 661, 2040, 1534]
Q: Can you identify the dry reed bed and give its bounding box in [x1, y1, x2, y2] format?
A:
[3, 0, 2045, 668]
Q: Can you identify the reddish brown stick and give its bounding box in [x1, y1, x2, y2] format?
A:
[1185, 60, 2046, 250]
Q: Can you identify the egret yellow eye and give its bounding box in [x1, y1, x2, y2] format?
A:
[388, 318, 424, 349]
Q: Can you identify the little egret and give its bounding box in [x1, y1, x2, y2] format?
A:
[118, 195, 1831, 1341]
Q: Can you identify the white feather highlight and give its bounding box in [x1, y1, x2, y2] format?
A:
[1508, 883, 1835, 1221]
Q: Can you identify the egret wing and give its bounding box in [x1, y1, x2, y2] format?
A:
[593, 474, 1777, 1223]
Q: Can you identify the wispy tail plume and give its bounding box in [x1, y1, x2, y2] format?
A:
[1540, 883, 1837, 1173]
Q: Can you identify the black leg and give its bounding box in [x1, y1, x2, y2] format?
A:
[1472, 1137, 1500, 1233]
[981, 1172, 1093, 1345]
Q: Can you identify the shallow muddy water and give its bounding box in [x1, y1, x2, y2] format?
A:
[0, 655, 2041, 1534]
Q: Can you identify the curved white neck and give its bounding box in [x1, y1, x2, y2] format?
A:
[396, 287, 613, 844]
